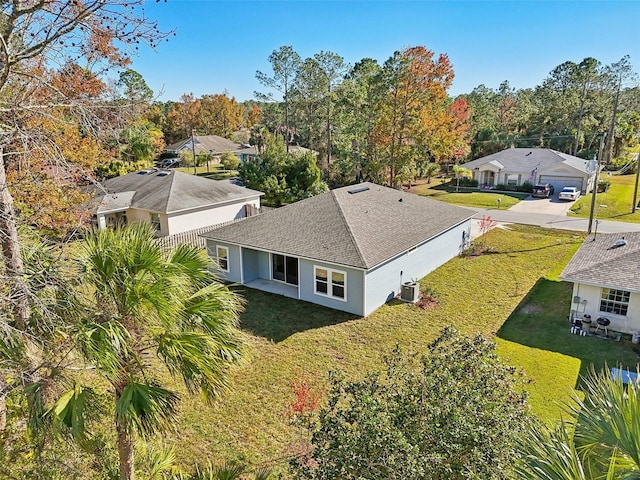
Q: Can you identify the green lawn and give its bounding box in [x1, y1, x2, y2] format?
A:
[570, 173, 640, 223]
[410, 181, 528, 209]
[164, 225, 639, 473]
[175, 164, 237, 179]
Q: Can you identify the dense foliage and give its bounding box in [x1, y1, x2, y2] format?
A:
[291, 327, 533, 480]
[238, 136, 327, 206]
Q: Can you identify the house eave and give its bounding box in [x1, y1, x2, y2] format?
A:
[365, 216, 473, 271]
[204, 214, 472, 273]
[166, 193, 263, 215]
[201, 237, 369, 271]
[560, 276, 640, 294]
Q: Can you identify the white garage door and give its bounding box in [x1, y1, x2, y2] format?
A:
[538, 176, 584, 193]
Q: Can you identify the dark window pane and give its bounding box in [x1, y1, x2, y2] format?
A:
[272, 254, 285, 281]
[316, 281, 328, 294]
[286, 256, 299, 285]
[332, 285, 345, 298]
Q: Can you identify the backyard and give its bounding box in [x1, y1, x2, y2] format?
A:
[161, 224, 639, 473]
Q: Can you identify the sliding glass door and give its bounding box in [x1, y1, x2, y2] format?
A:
[272, 254, 298, 286]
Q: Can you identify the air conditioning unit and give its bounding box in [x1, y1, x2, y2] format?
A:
[400, 281, 420, 302]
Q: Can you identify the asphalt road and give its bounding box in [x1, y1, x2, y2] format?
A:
[468, 207, 640, 240]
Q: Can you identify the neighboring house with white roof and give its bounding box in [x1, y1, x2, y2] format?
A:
[560, 232, 640, 335]
[202, 182, 473, 316]
[93, 169, 263, 236]
[464, 148, 596, 193]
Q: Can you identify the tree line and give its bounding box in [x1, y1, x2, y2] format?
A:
[141, 47, 639, 192]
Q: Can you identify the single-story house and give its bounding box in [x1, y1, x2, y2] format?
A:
[201, 182, 473, 316]
[464, 148, 597, 193]
[164, 135, 242, 158]
[93, 169, 263, 236]
[233, 144, 318, 163]
[560, 232, 640, 335]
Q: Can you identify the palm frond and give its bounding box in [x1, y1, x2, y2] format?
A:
[573, 365, 640, 476]
[45, 383, 99, 443]
[155, 331, 242, 398]
[516, 419, 587, 480]
[76, 319, 132, 382]
[136, 442, 178, 479]
[115, 381, 179, 436]
[169, 243, 213, 287]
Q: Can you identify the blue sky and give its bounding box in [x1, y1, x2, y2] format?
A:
[131, 1, 640, 102]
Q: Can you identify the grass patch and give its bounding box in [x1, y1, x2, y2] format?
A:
[410, 182, 527, 209]
[570, 173, 640, 223]
[165, 225, 639, 472]
[175, 164, 237, 179]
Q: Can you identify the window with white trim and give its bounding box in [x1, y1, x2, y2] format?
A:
[600, 288, 630, 316]
[314, 266, 346, 300]
[216, 245, 229, 272]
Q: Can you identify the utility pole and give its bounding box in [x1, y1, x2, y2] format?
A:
[588, 133, 606, 234]
[191, 128, 197, 175]
[633, 153, 640, 213]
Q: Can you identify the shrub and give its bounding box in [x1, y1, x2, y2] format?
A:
[291, 328, 533, 480]
[518, 181, 534, 193]
[597, 178, 611, 192]
[221, 151, 240, 171]
[460, 177, 479, 187]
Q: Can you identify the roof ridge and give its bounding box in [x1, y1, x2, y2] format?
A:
[332, 188, 368, 267]
[160, 170, 179, 212]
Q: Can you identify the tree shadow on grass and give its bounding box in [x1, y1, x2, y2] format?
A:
[497, 277, 638, 388]
[236, 287, 358, 343]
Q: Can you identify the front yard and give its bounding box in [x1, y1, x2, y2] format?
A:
[410, 180, 528, 209]
[570, 173, 640, 223]
[165, 225, 639, 472]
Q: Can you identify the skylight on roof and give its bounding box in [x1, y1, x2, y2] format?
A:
[348, 186, 370, 194]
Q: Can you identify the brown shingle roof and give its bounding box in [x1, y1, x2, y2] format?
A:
[560, 232, 640, 292]
[202, 182, 473, 269]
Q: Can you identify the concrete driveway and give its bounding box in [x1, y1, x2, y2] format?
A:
[507, 194, 575, 215]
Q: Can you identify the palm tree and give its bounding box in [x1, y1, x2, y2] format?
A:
[452, 164, 472, 192]
[50, 223, 244, 480]
[423, 162, 441, 184]
[517, 366, 640, 479]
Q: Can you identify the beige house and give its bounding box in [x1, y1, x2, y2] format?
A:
[464, 148, 596, 193]
[93, 169, 263, 236]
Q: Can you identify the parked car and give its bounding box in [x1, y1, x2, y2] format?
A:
[157, 157, 181, 169]
[229, 177, 246, 187]
[558, 186, 581, 201]
[532, 183, 554, 198]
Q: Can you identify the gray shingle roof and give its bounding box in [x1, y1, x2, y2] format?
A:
[165, 135, 241, 155]
[560, 232, 640, 292]
[96, 170, 263, 214]
[463, 148, 590, 174]
[202, 182, 473, 269]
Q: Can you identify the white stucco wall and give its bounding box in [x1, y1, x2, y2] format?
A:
[570, 282, 640, 335]
[166, 197, 261, 235]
